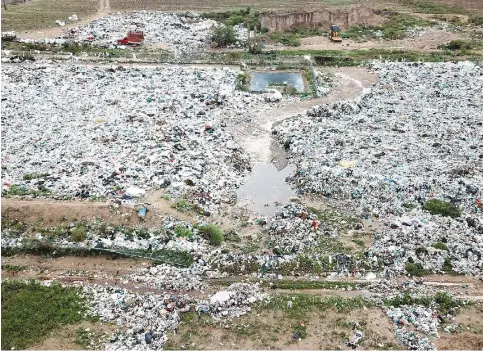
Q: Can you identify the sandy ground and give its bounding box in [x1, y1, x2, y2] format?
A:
[288, 28, 467, 52]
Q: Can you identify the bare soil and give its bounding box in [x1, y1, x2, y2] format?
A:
[428, 0, 483, 12]
[2, 197, 166, 227]
[28, 321, 120, 350]
[166, 307, 400, 350]
[434, 305, 483, 350]
[290, 28, 467, 52]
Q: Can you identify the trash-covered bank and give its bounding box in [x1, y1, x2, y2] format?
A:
[273, 61, 483, 277]
[1, 63, 276, 213]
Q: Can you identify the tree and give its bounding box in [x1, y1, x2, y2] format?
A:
[210, 24, 237, 47]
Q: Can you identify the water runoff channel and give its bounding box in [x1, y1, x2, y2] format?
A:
[236, 65, 317, 217]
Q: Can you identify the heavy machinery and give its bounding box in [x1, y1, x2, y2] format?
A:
[117, 31, 144, 46]
[329, 24, 342, 42]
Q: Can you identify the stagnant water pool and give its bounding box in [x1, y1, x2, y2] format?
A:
[236, 163, 296, 216]
[249, 71, 305, 92]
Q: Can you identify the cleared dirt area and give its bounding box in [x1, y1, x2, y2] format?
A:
[434, 305, 483, 350]
[166, 307, 400, 350]
[28, 321, 120, 350]
[292, 28, 468, 52]
[1, 197, 165, 227]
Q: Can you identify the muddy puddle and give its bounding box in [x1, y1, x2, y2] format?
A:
[236, 163, 296, 216]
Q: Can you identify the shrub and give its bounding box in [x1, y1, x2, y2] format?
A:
[210, 25, 237, 47]
[260, 27, 270, 33]
[23, 172, 49, 180]
[405, 262, 428, 276]
[280, 34, 301, 47]
[1, 280, 88, 349]
[432, 242, 449, 251]
[174, 225, 193, 239]
[71, 226, 87, 242]
[415, 246, 428, 256]
[469, 15, 483, 26]
[226, 15, 245, 26]
[197, 224, 224, 245]
[172, 199, 192, 212]
[440, 40, 483, 51]
[423, 199, 461, 218]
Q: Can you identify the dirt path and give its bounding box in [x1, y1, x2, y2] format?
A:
[3, 254, 483, 302]
[1, 255, 207, 297]
[234, 66, 379, 164]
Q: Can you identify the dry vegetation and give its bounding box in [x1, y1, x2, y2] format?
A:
[1, 0, 98, 32]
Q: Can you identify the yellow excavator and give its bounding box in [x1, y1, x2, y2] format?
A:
[329, 24, 342, 42]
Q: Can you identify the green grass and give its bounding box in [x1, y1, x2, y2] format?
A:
[172, 199, 192, 213]
[3, 184, 52, 197]
[197, 224, 224, 246]
[174, 225, 193, 239]
[271, 48, 481, 65]
[423, 199, 461, 218]
[201, 7, 261, 30]
[385, 290, 466, 315]
[268, 31, 301, 46]
[1, 264, 26, 272]
[23, 172, 50, 180]
[439, 39, 483, 51]
[71, 225, 87, 242]
[267, 280, 368, 290]
[259, 294, 374, 319]
[1, 280, 90, 350]
[1, 0, 98, 32]
[432, 242, 449, 251]
[469, 15, 483, 26]
[405, 262, 429, 276]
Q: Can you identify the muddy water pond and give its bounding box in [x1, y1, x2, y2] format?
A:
[236, 163, 296, 216]
[250, 72, 305, 92]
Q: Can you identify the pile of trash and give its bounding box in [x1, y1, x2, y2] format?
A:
[58, 12, 218, 55]
[125, 265, 206, 291]
[1, 31, 17, 41]
[1, 63, 274, 212]
[273, 61, 482, 277]
[267, 203, 321, 253]
[81, 284, 192, 349]
[386, 305, 438, 350]
[197, 283, 267, 319]
[369, 213, 483, 277]
[273, 61, 482, 218]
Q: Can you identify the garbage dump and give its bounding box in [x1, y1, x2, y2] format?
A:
[387, 306, 438, 350]
[81, 283, 193, 350]
[267, 203, 320, 253]
[1, 31, 17, 41]
[1, 63, 277, 213]
[56, 12, 218, 55]
[273, 61, 483, 277]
